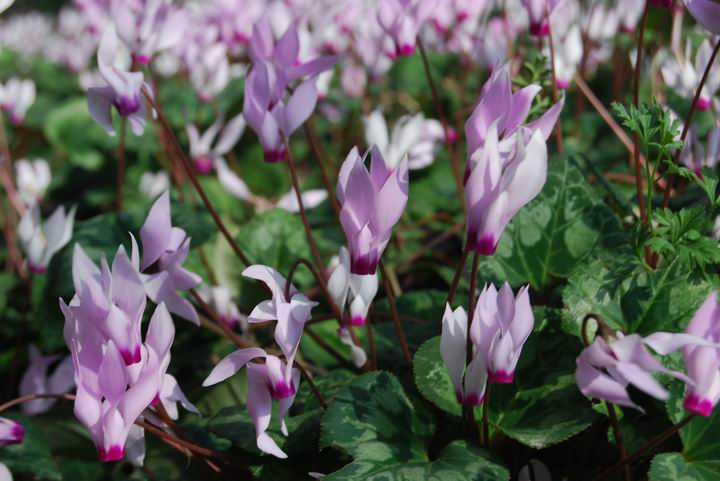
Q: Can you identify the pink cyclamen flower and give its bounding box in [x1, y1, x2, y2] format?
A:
[17, 204, 76, 274]
[198, 285, 243, 329]
[685, 0, 720, 35]
[337, 146, 409, 275]
[243, 20, 336, 163]
[441, 304, 488, 405]
[465, 122, 548, 255]
[680, 125, 720, 176]
[186, 113, 245, 174]
[327, 246, 378, 327]
[69, 243, 146, 365]
[575, 332, 703, 412]
[203, 347, 300, 459]
[62, 303, 173, 461]
[243, 265, 317, 372]
[464, 63, 563, 171]
[135, 191, 202, 324]
[0, 418, 24, 447]
[87, 24, 150, 136]
[112, 0, 186, 65]
[520, 0, 561, 36]
[682, 291, 720, 416]
[376, 0, 437, 57]
[471, 283, 534, 383]
[19, 345, 74, 415]
[364, 109, 447, 170]
[0, 78, 35, 125]
[659, 40, 720, 111]
[15, 158, 50, 207]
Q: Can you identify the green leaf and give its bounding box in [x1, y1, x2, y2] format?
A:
[480, 156, 629, 290]
[321, 371, 507, 480]
[170, 200, 215, 247]
[0, 414, 62, 480]
[413, 336, 461, 417]
[208, 406, 322, 457]
[235, 208, 312, 287]
[649, 383, 720, 481]
[562, 257, 713, 336]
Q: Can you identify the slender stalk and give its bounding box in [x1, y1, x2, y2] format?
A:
[631, 2, 650, 226]
[0, 114, 25, 216]
[606, 401, 631, 481]
[116, 118, 127, 211]
[305, 326, 354, 368]
[591, 415, 695, 481]
[190, 288, 251, 348]
[295, 360, 327, 409]
[142, 90, 251, 267]
[545, 12, 565, 157]
[416, 37, 466, 213]
[366, 315, 377, 370]
[0, 393, 75, 412]
[283, 137, 326, 275]
[463, 251, 481, 432]
[446, 245, 470, 306]
[380, 260, 412, 366]
[661, 37, 720, 208]
[303, 121, 342, 220]
[482, 383, 491, 447]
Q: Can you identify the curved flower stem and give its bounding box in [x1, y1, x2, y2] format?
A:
[463, 251, 481, 433]
[0, 393, 75, 412]
[303, 121, 342, 220]
[606, 401, 631, 481]
[284, 257, 368, 370]
[295, 360, 327, 409]
[632, 2, 650, 230]
[380, 260, 412, 366]
[142, 89, 251, 267]
[545, 11, 564, 158]
[283, 137, 326, 275]
[416, 37, 466, 214]
[591, 414, 695, 481]
[116, 118, 127, 211]
[482, 383, 491, 447]
[446, 245, 470, 307]
[661, 37, 720, 208]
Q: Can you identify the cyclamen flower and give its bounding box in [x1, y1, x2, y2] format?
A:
[243, 20, 336, 162]
[136, 191, 202, 324]
[0, 78, 35, 125]
[62, 302, 173, 461]
[680, 125, 720, 176]
[681, 291, 720, 416]
[685, 0, 720, 35]
[465, 123, 547, 255]
[659, 40, 720, 111]
[15, 159, 50, 207]
[376, 0, 437, 57]
[112, 0, 186, 65]
[520, 0, 562, 36]
[243, 265, 317, 372]
[576, 331, 707, 412]
[337, 146, 409, 275]
[186, 113, 246, 174]
[203, 347, 299, 459]
[471, 283, 534, 383]
[327, 246, 378, 327]
[441, 304, 488, 405]
[18, 204, 76, 274]
[198, 285, 243, 329]
[364, 109, 450, 170]
[186, 41, 230, 102]
[549, 25, 583, 90]
[19, 345, 74, 415]
[0, 418, 24, 446]
[464, 63, 563, 166]
[138, 171, 169, 200]
[87, 25, 150, 136]
[69, 243, 146, 365]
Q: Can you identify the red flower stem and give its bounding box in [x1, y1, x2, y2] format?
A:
[606, 401, 631, 481]
[632, 2, 649, 226]
[446, 245, 471, 307]
[416, 37, 466, 214]
[545, 11, 565, 157]
[380, 260, 412, 366]
[303, 121, 342, 220]
[142, 90, 252, 267]
[283, 137, 326, 275]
